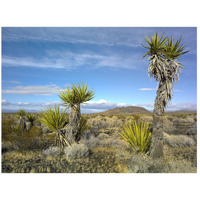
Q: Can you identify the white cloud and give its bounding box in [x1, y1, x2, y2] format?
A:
[1, 99, 197, 113]
[2, 84, 61, 95]
[138, 88, 181, 92]
[2, 50, 142, 70]
[2, 28, 146, 47]
[2, 56, 66, 69]
[138, 88, 156, 91]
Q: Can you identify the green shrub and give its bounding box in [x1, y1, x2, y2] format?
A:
[120, 121, 152, 154]
[2, 118, 56, 152]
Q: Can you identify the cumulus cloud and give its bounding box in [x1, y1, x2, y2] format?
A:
[2, 84, 61, 95]
[1, 99, 197, 113]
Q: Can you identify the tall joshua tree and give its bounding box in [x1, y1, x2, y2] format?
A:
[142, 33, 188, 158]
[58, 83, 95, 143]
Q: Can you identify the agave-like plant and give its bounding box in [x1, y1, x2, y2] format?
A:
[58, 83, 95, 142]
[40, 105, 70, 148]
[27, 113, 37, 125]
[142, 33, 188, 158]
[120, 121, 152, 154]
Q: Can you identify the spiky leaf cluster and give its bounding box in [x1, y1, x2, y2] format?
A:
[120, 121, 152, 153]
[142, 33, 167, 59]
[58, 83, 95, 107]
[142, 33, 188, 106]
[40, 105, 68, 132]
[26, 113, 37, 123]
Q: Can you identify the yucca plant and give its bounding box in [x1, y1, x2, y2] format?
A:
[27, 113, 37, 126]
[58, 83, 95, 142]
[142, 33, 188, 158]
[120, 121, 152, 154]
[40, 105, 70, 148]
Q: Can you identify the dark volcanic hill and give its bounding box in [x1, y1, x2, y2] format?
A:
[100, 106, 151, 115]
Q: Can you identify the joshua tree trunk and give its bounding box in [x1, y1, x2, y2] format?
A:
[19, 116, 26, 132]
[65, 104, 81, 144]
[150, 80, 166, 158]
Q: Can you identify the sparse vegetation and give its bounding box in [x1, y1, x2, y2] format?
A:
[1, 111, 197, 173]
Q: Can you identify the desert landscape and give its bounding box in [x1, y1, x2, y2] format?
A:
[1, 28, 197, 173]
[2, 107, 197, 173]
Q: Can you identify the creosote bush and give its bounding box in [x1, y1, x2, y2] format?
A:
[120, 121, 152, 154]
[64, 143, 90, 160]
[42, 147, 61, 157]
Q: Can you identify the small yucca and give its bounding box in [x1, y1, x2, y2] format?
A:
[27, 113, 37, 124]
[40, 105, 68, 132]
[120, 121, 152, 154]
[40, 105, 70, 148]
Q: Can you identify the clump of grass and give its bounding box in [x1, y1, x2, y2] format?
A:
[120, 121, 152, 154]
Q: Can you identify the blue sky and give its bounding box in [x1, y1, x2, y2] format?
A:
[1, 27, 197, 113]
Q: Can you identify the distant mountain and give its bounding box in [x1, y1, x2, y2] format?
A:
[166, 109, 197, 114]
[100, 106, 151, 115]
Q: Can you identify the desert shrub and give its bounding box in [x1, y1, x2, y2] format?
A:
[76, 116, 91, 141]
[97, 133, 110, 140]
[64, 143, 90, 160]
[99, 138, 122, 148]
[82, 135, 124, 149]
[2, 118, 22, 141]
[81, 136, 100, 149]
[127, 155, 166, 173]
[12, 126, 44, 151]
[127, 155, 196, 173]
[163, 132, 195, 148]
[120, 121, 152, 154]
[87, 115, 122, 130]
[131, 114, 140, 121]
[42, 147, 60, 157]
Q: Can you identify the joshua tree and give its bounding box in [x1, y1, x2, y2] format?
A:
[142, 33, 188, 158]
[17, 109, 27, 131]
[40, 105, 70, 148]
[26, 113, 37, 131]
[58, 83, 95, 143]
